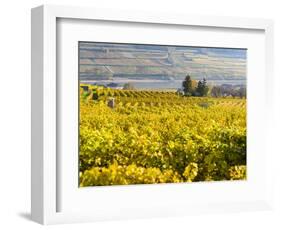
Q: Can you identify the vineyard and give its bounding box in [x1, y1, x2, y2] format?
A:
[79, 85, 246, 187]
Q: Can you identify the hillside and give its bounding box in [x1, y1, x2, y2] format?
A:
[79, 42, 247, 88]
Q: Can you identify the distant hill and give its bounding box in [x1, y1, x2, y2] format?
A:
[79, 42, 246, 86]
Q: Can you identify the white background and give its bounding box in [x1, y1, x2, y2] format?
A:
[58, 18, 267, 214]
[0, 0, 280, 229]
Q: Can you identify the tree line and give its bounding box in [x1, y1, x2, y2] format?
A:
[182, 75, 209, 97]
[181, 75, 246, 98]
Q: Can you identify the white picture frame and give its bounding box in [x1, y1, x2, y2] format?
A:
[31, 4, 274, 225]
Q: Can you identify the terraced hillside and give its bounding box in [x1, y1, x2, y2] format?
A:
[79, 42, 247, 87]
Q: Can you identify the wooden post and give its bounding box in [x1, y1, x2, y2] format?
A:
[108, 98, 115, 108]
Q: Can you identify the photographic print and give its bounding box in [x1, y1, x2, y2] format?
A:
[79, 42, 247, 187]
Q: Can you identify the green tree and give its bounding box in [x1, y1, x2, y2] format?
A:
[196, 78, 209, 96]
[182, 75, 193, 96]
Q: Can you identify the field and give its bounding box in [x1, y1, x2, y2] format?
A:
[79, 85, 246, 187]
